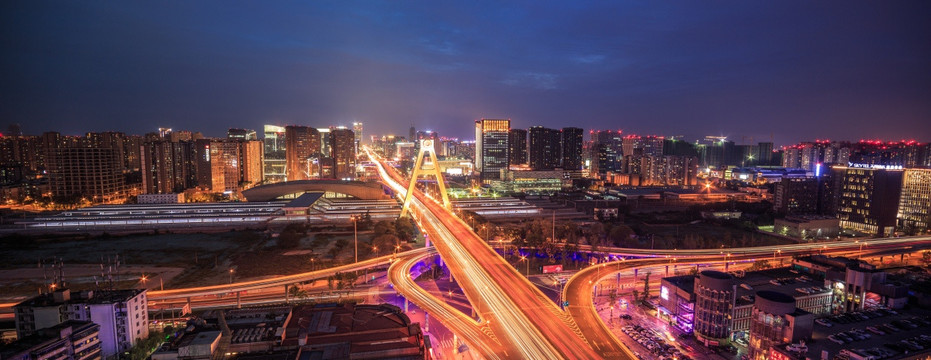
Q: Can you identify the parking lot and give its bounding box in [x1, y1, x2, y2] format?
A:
[812, 307, 931, 359]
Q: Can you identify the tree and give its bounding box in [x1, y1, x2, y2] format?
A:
[642, 272, 651, 301]
[357, 211, 373, 230]
[589, 222, 606, 246]
[748, 260, 772, 271]
[373, 220, 396, 237]
[609, 225, 635, 247]
[288, 284, 308, 299]
[373, 234, 401, 253]
[395, 217, 416, 242]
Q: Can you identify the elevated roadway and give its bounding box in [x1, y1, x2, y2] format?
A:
[369, 148, 602, 359]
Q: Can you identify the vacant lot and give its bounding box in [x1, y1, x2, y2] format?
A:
[0, 229, 384, 300]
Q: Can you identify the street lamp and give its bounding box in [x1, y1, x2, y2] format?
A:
[520, 256, 529, 277]
[140, 274, 148, 288]
[228, 268, 234, 285]
[350, 215, 360, 263]
[372, 246, 378, 256]
[311, 258, 316, 271]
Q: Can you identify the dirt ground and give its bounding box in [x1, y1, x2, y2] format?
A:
[0, 229, 378, 301]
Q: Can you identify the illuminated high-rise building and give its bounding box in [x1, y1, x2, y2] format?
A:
[474, 119, 510, 181]
[140, 140, 196, 194]
[263, 125, 286, 183]
[285, 126, 321, 181]
[897, 168, 931, 232]
[561, 127, 584, 171]
[835, 165, 904, 236]
[592, 130, 623, 173]
[529, 126, 561, 170]
[228, 128, 257, 140]
[330, 128, 356, 180]
[352, 122, 363, 153]
[47, 147, 125, 202]
[508, 129, 527, 166]
[238, 140, 264, 188]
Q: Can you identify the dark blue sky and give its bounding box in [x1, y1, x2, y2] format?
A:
[2, 1, 929, 145]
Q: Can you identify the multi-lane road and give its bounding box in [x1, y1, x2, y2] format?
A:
[369, 148, 603, 359]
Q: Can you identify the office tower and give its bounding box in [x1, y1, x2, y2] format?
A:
[693, 271, 736, 344]
[773, 178, 819, 215]
[561, 127, 583, 171]
[591, 130, 623, 173]
[47, 147, 125, 202]
[835, 165, 904, 236]
[263, 125, 286, 183]
[330, 128, 356, 180]
[211, 140, 242, 192]
[508, 129, 527, 166]
[227, 128, 257, 140]
[140, 140, 197, 194]
[318, 128, 331, 158]
[285, 126, 321, 181]
[897, 168, 931, 232]
[238, 140, 264, 187]
[194, 139, 245, 192]
[528, 126, 561, 170]
[352, 122, 363, 153]
[14, 289, 148, 359]
[409, 125, 416, 142]
[474, 119, 510, 181]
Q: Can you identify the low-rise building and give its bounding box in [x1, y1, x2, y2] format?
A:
[14, 289, 148, 359]
[0, 321, 101, 360]
[773, 215, 840, 240]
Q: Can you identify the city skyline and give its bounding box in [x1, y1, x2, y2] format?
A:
[2, 2, 930, 144]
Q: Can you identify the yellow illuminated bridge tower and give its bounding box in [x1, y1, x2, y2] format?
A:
[400, 139, 451, 218]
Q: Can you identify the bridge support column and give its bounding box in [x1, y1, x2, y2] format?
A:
[236, 291, 241, 308]
[186, 297, 191, 312]
[404, 297, 409, 313]
[666, 265, 669, 276]
[425, 313, 430, 332]
[400, 139, 451, 218]
[285, 285, 290, 303]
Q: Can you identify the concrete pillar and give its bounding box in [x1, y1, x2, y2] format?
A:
[404, 297, 409, 312]
[236, 291, 241, 308]
[285, 285, 290, 303]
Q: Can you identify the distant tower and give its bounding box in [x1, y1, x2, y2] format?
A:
[352, 122, 363, 154]
[401, 139, 450, 217]
[409, 124, 416, 141]
[474, 119, 510, 181]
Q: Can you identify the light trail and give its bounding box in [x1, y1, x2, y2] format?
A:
[369, 147, 600, 359]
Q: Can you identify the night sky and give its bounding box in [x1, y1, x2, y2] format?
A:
[2, 1, 930, 145]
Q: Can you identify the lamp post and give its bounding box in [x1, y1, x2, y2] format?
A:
[228, 268, 234, 286]
[520, 256, 529, 277]
[350, 215, 360, 263]
[140, 274, 148, 289]
[311, 258, 316, 271]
